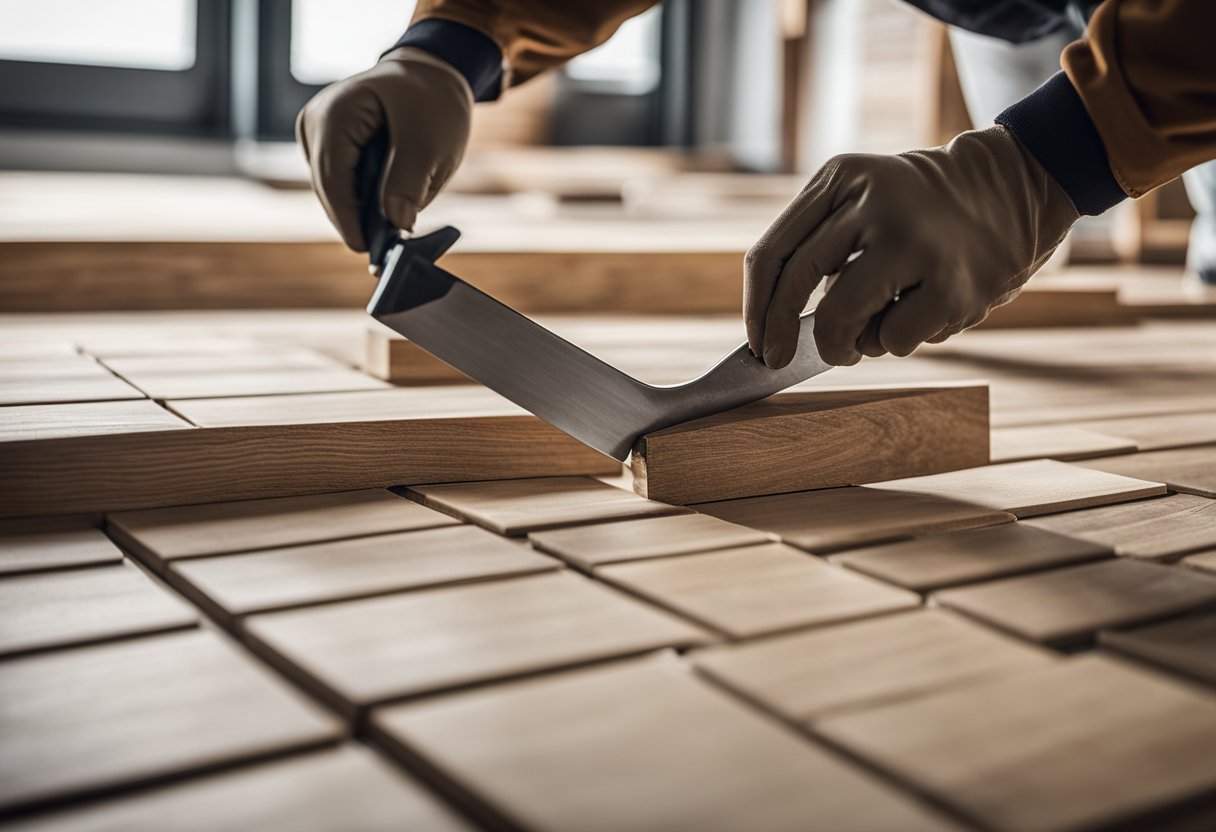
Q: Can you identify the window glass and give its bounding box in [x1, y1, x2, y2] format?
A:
[290, 0, 416, 84]
[566, 6, 661, 94]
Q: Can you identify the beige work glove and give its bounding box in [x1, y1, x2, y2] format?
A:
[296, 47, 473, 251]
[745, 125, 1079, 368]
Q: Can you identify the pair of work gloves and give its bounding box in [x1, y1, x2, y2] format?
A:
[298, 48, 1079, 368]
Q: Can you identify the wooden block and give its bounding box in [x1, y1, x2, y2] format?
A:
[1101, 611, 1216, 687]
[371, 656, 953, 832]
[599, 543, 918, 639]
[989, 425, 1136, 464]
[1026, 494, 1216, 560]
[0, 400, 191, 442]
[870, 458, 1166, 518]
[933, 559, 1216, 646]
[172, 525, 559, 620]
[364, 326, 467, 384]
[694, 486, 1014, 553]
[815, 655, 1216, 832]
[976, 284, 1128, 328]
[632, 385, 989, 504]
[528, 513, 770, 569]
[6, 746, 473, 832]
[1075, 447, 1216, 498]
[1185, 550, 1216, 574]
[245, 571, 710, 718]
[408, 477, 685, 536]
[0, 359, 143, 406]
[1073, 411, 1216, 452]
[109, 489, 457, 564]
[832, 523, 1111, 592]
[0, 629, 342, 815]
[693, 609, 1055, 722]
[115, 366, 390, 400]
[0, 527, 123, 576]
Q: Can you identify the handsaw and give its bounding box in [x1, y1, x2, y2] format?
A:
[357, 133, 832, 461]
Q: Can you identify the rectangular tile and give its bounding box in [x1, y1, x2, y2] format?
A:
[1026, 494, 1216, 560]
[0, 400, 190, 443]
[408, 477, 685, 536]
[173, 525, 559, 620]
[0, 360, 143, 406]
[694, 609, 1054, 722]
[816, 655, 1216, 832]
[832, 523, 1111, 592]
[694, 486, 1014, 553]
[117, 366, 390, 400]
[599, 543, 918, 639]
[372, 657, 953, 832]
[934, 559, 1216, 646]
[528, 512, 770, 570]
[245, 571, 710, 717]
[1101, 611, 1216, 687]
[1076, 447, 1216, 498]
[0, 629, 342, 815]
[0, 527, 123, 576]
[870, 459, 1165, 518]
[988, 425, 1135, 464]
[1074, 411, 1216, 452]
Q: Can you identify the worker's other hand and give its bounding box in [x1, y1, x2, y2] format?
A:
[745, 125, 1079, 368]
[296, 47, 473, 251]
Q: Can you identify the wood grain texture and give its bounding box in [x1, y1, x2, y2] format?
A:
[933, 559, 1216, 646]
[172, 525, 559, 620]
[0, 400, 190, 443]
[528, 513, 770, 570]
[988, 425, 1136, 464]
[694, 486, 1014, 553]
[0, 528, 123, 576]
[976, 283, 1128, 328]
[1075, 447, 1216, 498]
[409, 477, 685, 536]
[0, 359, 144, 406]
[113, 366, 390, 401]
[6, 746, 473, 832]
[1101, 611, 1216, 687]
[371, 656, 953, 832]
[815, 655, 1216, 832]
[1186, 550, 1216, 574]
[693, 609, 1055, 722]
[870, 459, 1166, 518]
[0, 629, 342, 815]
[1026, 494, 1216, 560]
[599, 543, 918, 639]
[1073, 411, 1216, 452]
[245, 571, 710, 718]
[632, 385, 989, 504]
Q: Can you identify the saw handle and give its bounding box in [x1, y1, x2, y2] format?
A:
[355, 129, 400, 276]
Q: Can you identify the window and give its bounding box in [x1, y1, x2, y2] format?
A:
[290, 0, 415, 84]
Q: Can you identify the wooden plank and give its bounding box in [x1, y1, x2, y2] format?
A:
[370, 656, 953, 832]
[988, 425, 1136, 464]
[976, 284, 1128, 328]
[99, 350, 342, 375]
[0, 527, 123, 576]
[0, 359, 144, 406]
[0, 629, 342, 815]
[6, 746, 473, 832]
[528, 513, 770, 570]
[933, 559, 1216, 646]
[1185, 550, 1216, 574]
[632, 385, 989, 504]
[598, 543, 918, 639]
[1072, 411, 1216, 452]
[816, 655, 1216, 832]
[1075, 447, 1216, 498]
[832, 523, 1111, 592]
[0, 400, 191, 442]
[1026, 494, 1216, 560]
[114, 366, 390, 401]
[870, 459, 1166, 518]
[1101, 611, 1216, 687]
[172, 525, 559, 621]
[244, 571, 710, 718]
[694, 486, 1014, 553]
[408, 477, 685, 536]
[693, 609, 1055, 722]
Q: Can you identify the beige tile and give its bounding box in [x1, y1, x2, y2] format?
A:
[0, 527, 123, 576]
[989, 425, 1136, 464]
[816, 655, 1216, 832]
[0, 359, 144, 406]
[0, 400, 190, 443]
[118, 366, 390, 400]
[1076, 447, 1216, 498]
[1101, 611, 1216, 687]
[1027, 494, 1216, 560]
[1074, 411, 1216, 452]
[372, 657, 954, 832]
[529, 513, 770, 569]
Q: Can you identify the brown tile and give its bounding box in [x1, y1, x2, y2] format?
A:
[1101, 611, 1216, 686]
[832, 523, 1111, 591]
[372, 657, 954, 832]
[934, 559, 1216, 646]
[694, 609, 1054, 722]
[0, 629, 341, 815]
[1076, 447, 1216, 498]
[989, 425, 1135, 464]
[1027, 494, 1216, 560]
[816, 655, 1216, 832]
[0, 527, 123, 576]
[528, 512, 770, 569]
[245, 571, 709, 717]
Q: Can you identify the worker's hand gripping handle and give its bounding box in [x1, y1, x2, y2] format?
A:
[355, 130, 401, 277]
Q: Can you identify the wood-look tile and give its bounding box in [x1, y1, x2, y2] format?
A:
[1101, 611, 1216, 687]
[372, 657, 954, 832]
[1026, 494, 1216, 560]
[117, 366, 390, 400]
[173, 525, 559, 620]
[1074, 411, 1216, 452]
[528, 512, 770, 569]
[0, 629, 342, 815]
[934, 559, 1216, 646]
[816, 655, 1216, 832]
[408, 477, 685, 536]
[832, 523, 1111, 591]
[7, 746, 473, 832]
[1076, 447, 1216, 498]
[694, 609, 1054, 722]
[0, 562, 197, 658]
[245, 571, 710, 717]
[109, 489, 456, 564]
[694, 487, 1014, 553]
[599, 543, 918, 639]
[988, 425, 1135, 464]
[0, 400, 190, 443]
[100, 350, 340, 376]
[0, 528, 123, 576]
[1185, 550, 1216, 574]
[870, 459, 1166, 518]
[0, 360, 144, 406]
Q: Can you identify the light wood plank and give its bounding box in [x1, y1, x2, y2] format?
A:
[0, 528, 123, 576]
[989, 425, 1135, 464]
[1185, 550, 1216, 574]
[1076, 447, 1216, 498]
[0, 400, 191, 443]
[1026, 494, 1216, 560]
[0, 360, 143, 406]
[1073, 411, 1216, 452]
[1101, 611, 1216, 687]
[117, 366, 390, 400]
[100, 350, 341, 375]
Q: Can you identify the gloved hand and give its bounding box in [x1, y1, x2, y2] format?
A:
[296, 46, 473, 251]
[745, 125, 1079, 368]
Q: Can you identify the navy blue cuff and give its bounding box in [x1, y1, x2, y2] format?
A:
[995, 72, 1126, 216]
[389, 19, 503, 102]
